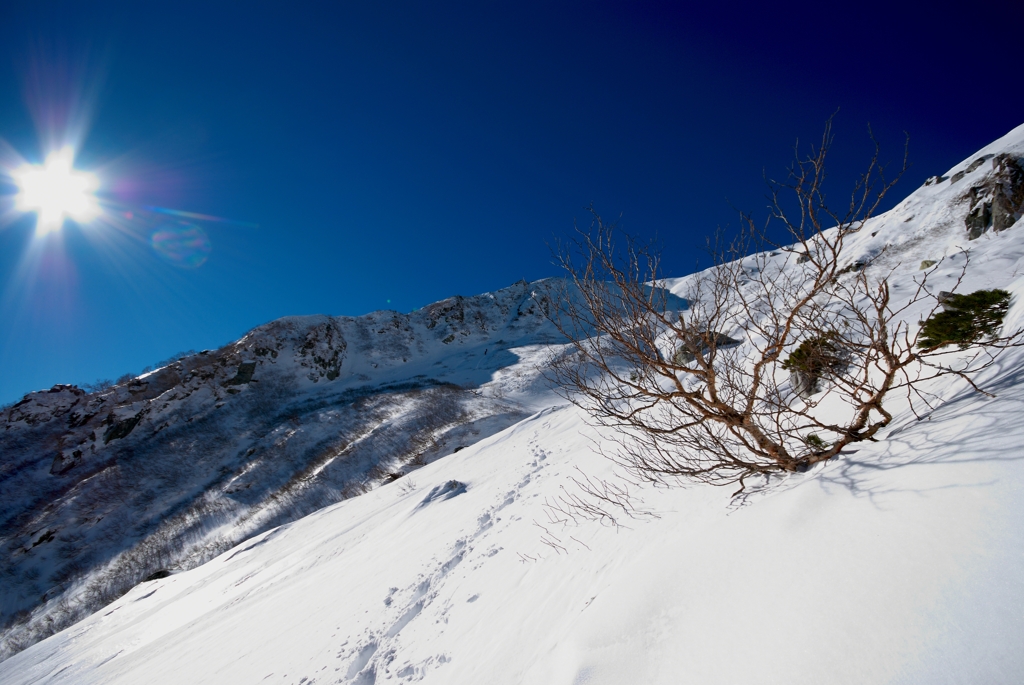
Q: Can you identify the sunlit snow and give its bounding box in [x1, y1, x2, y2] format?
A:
[3, 124, 1024, 684]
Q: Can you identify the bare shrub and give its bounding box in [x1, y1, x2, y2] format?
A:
[551, 120, 1024, 494]
[82, 378, 115, 393]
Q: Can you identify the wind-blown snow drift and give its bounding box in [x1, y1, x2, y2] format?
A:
[3, 124, 1024, 684]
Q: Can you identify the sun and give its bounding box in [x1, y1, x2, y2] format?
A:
[12, 147, 100, 234]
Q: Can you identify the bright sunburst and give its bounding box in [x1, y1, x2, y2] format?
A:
[12, 147, 99, 235]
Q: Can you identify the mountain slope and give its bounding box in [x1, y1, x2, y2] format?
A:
[0, 280, 688, 659]
[2, 123, 1024, 683]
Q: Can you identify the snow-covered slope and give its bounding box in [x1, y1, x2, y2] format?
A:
[3, 279, 687, 659]
[2, 124, 1024, 684]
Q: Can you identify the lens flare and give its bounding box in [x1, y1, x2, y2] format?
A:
[12, 147, 99, 234]
[150, 222, 212, 268]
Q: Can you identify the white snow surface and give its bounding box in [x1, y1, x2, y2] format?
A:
[3, 124, 1024, 684]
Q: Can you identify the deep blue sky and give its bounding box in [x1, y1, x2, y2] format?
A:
[1, 1, 1022, 404]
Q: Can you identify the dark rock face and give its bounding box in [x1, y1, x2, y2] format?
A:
[296, 321, 345, 382]
[965, 155, 1024, 239]
[966, 198, 993, 240]
[127, 367, 183, 401]
[103, 411, 145, 443]
[992, 159, 1024, 230]
[224, 361, 257, 386]
[49, 450, 83, 475]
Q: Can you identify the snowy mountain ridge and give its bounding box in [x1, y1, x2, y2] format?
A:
[1, 278, 638, 660]
[2, 123, 1024, 683]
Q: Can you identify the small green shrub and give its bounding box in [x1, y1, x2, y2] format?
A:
[782, 332, 847, 377]
[805, 433, 830, 450]
[782, 332, 850, 398]
[918, 289, 1012, 350]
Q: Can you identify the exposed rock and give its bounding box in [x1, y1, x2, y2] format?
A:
[224, 361, 257, 386]
[836, 259, 870, 276]
[424, 296, 467, 331]
[965, 155, 1024, 239]
[5, 386, 85, 428]
[516, 292, 550, 319]
[790, 368, 818, 399]
[50, 450, 83, 475]
[992, 158, 1024, 230]
[674, 332, 742, 364]
[296, 321, 345, 381]
[29, 530, 56, 548]
[937, 291, 958, 311]
[920, 260, 937, 269]
[131, 366, 183, 401]
[924, 175, 946, 186]
[965, 157, 987, 174]
[966, 197, 992, 240]
[103, 411, 144, 444]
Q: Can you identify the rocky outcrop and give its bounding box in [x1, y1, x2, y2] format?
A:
[839, 260, 867, 276]
[4, 385, 85, 428]
[965, 155, 1024, 239]
[424, 296, 466, 329]
[296, 321, 345, 381]
[103, 410, 145, 443]
[951, 156, 989, 185]
[673, 332, 742, 364]
[49, 449, 83, 475]
[126, 366, 183, 401]
[224, 361, 257, 386]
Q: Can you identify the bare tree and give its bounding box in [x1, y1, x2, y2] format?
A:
[550, 120, 1024, 495]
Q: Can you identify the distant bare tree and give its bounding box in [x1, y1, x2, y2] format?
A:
[551, 120, 1024, 494]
